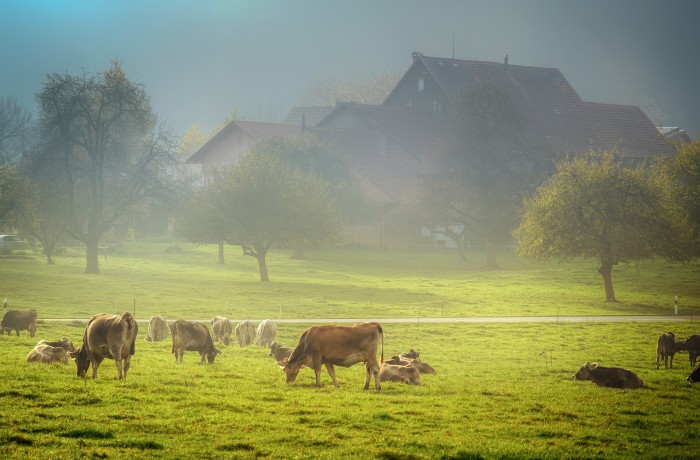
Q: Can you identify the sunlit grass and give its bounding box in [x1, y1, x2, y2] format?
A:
[1, 320, 699, 458]
[0, 243, 698, 320]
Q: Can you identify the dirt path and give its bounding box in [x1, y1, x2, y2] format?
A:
[43, 315, 697, 323]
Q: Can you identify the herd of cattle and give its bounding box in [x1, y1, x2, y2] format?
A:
[2, 310, 436, 388]
[3, 308, 700, 389]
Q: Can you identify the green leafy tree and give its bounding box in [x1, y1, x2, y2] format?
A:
[199, 150, 339, 281]
[667, 140, 700, 256]
[514, 150, 688, 302]
[36, 61, 180, 273]
[250, 135, 366, 258]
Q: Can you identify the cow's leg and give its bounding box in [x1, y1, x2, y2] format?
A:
[92, 356, 104, 379]
[372, 361, 381, 391]
[123, 354, 131, 380]
[114, 350, 123, 380]
[670, 354, 674, 368]
[325, 364, 339, 387]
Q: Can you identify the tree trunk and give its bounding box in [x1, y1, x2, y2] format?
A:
[85, 238, 100, 274]
[484, 238, 500, 270]
[456, 238, 467, 262]
[257, 254, 269, 282]
[218, 241, 225, 264]
[598, 260, 617, 302]
[44, 243, 56, 265]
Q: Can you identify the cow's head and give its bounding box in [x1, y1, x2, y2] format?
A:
[59, 337, 75, 352]
[277, 358, 304, 383]
[687, 365, 700, 384]
[573, 362, 597, 381]
[73, 346, 90, 378]
[206, 348, 222, 363]
[222, 336, 231, 346]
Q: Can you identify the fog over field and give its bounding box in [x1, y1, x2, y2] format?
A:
[1, 0, 699, 136]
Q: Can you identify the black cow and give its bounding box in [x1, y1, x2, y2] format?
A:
[687, 365, 700, 383]
[573, 362, 643, 389]
[676, 335, 700, 367]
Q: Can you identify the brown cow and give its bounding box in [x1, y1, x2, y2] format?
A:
[1, 309, 37, 337]
[278, 322, 384, 390]
[268, 341, 293, 361]
[676, 335, 700, 367]
[235, 320, 256, 347]
[380, 362, 421, 385]
[255, 319, 277, 347]
[657, 331, 676, 369]
[73, 312, 138, 380]
[171, 320, 221, 364]
[573, 362, 643, 389]
[687, 364, 700, 383]
[212, 316, 233, 346]
[27, 342, 69, 364]
[145, 316, 169, 342]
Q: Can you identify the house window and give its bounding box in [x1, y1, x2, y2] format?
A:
[418, 79, 424, 92]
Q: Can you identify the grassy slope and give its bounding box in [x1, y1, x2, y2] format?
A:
[0, 243, 698, 320]
[1, 320, 699, 459]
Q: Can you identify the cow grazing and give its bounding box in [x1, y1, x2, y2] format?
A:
[145, 316, 169, 342]
[212, 316, 233, 346]
[255, 319, 277, 347]
[235, 320, 256, 347]
[573, 362, 643, 389]
[268, 341, 293, 361]
[171, 319, 221, 364]
[1, 309, 37, 337]
[27, 342, 69, 364]
[676, 335, 700, 367]
[74, 312, 139, 380]
[657, 332, 676, 369]
[279, 322, 384, 390]
[687, 365, 700, 383]
[380, 362, 421, 385]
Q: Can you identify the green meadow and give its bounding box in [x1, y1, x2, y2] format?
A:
[1, 243, 700, 458]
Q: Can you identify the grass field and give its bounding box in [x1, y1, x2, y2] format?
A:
[1, 320, 699, 459]
[0, 242, 699, 319]
[1, 243, 699, 458]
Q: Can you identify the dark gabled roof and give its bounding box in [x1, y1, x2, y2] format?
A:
[317, 103, 456, 160]
[187, 120, 301, 164]
[581, 102, 674, 158]
[283, 107, 335, 126]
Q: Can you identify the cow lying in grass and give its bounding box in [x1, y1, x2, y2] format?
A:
[573, 362, 643, 389]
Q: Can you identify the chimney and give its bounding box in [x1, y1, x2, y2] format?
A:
[504, 54, 509, 68]
[412, 51, 423, 60]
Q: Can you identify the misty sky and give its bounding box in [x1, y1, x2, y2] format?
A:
[2, 0, 699, 137]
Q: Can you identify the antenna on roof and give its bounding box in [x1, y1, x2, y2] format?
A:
[452, 30, 455, 61]
[301, 113, 306, 135]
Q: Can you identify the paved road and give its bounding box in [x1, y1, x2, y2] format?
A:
[44, 315, 697, 323]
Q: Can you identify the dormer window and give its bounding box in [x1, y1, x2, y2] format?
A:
[418, 79, 425, 92]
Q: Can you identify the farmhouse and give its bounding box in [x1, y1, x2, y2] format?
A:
[188, 52, 675, 248]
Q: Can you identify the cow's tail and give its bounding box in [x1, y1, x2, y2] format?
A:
[377, 324, 384, 364]
[121, 312, 138, 355]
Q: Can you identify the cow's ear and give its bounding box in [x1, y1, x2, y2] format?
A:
[590, 363, 598, 369]
[215, 348, 222, 355]
[276, 359, 288, 369]
[68, 351, 77, 359]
